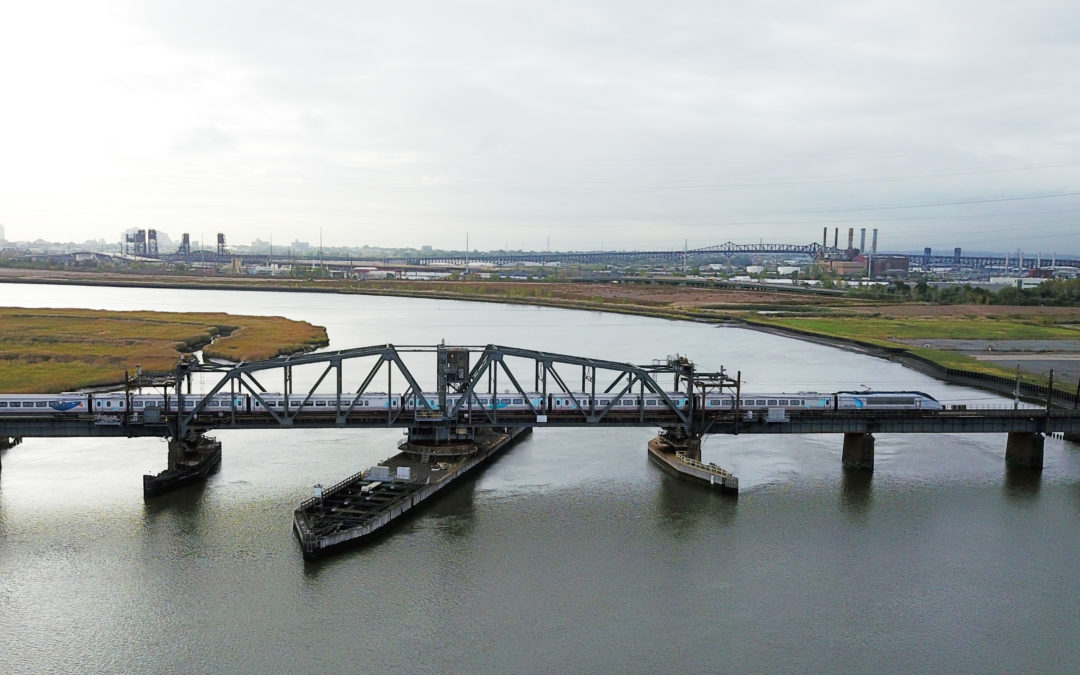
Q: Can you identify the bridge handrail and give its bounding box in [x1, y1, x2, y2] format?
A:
[297, 468, 369, 510]
[675, 451, 733, 478]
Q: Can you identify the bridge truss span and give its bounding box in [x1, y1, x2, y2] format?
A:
[171, 344, 739, 440]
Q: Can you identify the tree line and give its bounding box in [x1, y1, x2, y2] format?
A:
[848, 278, 1080, 306]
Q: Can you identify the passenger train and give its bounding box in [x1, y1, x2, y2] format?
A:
[0, 390, 943, 416]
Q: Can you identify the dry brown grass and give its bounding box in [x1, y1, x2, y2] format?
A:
[0, 307, 327, 393]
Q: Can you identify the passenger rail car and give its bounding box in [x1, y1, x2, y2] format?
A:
[0, 390, 942, 417]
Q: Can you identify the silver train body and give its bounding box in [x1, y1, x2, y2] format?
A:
[0, 390, 943, 416]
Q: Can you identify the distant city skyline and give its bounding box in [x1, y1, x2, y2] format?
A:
[4, 226, 1077, 258]
[2, 2, 1078, 253]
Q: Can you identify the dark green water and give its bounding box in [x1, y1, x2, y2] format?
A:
[2, 285, 1078, 673]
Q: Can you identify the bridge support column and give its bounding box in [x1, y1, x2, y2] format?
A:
[143, 434, 223, 498]
[1005, 432, 1044, 469]
[647, 430, 737, 493]
[0, 437, 22, 473]
[842, 433, 875, 471]
[681, 436, 702, 463]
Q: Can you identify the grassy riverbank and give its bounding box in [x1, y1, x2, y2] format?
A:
[3, 267, 1080, 391]
[747, 313, 1080, 387]
[0, 267, 869, 322]
[0, 307, 328, 392]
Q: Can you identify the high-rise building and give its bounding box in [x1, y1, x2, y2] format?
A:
[0, 223, 5, 242]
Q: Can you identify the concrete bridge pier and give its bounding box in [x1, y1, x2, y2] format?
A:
[647, 428, 737, 493]
[1005, 432, 1044, 469]
[655, 431, 701, 462]
[842, 433, 875, 470]
[0, 436, 22, 473]
[143, 434, 223, 497]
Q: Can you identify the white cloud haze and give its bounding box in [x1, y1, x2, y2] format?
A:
[1, 0, 1078, 253]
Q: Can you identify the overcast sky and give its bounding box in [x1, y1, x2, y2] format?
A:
[1, 1, 1078, 253]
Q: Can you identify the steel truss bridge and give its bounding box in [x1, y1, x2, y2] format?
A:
[3, 344, 1080, 443]
[159, 241, 843, 268]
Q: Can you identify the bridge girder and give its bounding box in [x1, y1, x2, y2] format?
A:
[171, 344, 734, 439]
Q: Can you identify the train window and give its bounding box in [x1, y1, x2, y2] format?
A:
[134, 401, 144, 408]
[767, 400, 777, 406]
[0, 402, 7, 407]
[778, 400, 788, 405]
[316, 401, 326, 406]
[184, 401, 193, 408]
[513, 399, 523, 405]
[874, 397, 915, 405]
[599, 399, 609, 405]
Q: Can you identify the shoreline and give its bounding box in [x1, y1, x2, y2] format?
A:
[0, 272, 738, 323]
[2, 273, 1074, 405]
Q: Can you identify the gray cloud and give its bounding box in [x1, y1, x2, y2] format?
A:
[1, 0, 1078, 253]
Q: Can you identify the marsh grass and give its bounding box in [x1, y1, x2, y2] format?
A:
[0, 308, 327, 392]
[750, 315, 1080, 386]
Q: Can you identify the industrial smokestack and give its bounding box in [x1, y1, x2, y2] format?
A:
[860, 228, 866, 253]
[823, 227, 827, 250]
[833, 228, 838, 249]
[847, 228, 854, 251]
[872, 229, 878, 255]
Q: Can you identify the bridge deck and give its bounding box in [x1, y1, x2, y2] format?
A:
[4, 408, 1080, 438]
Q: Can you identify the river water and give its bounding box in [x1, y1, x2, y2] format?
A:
[2, 284, 1078, 673]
